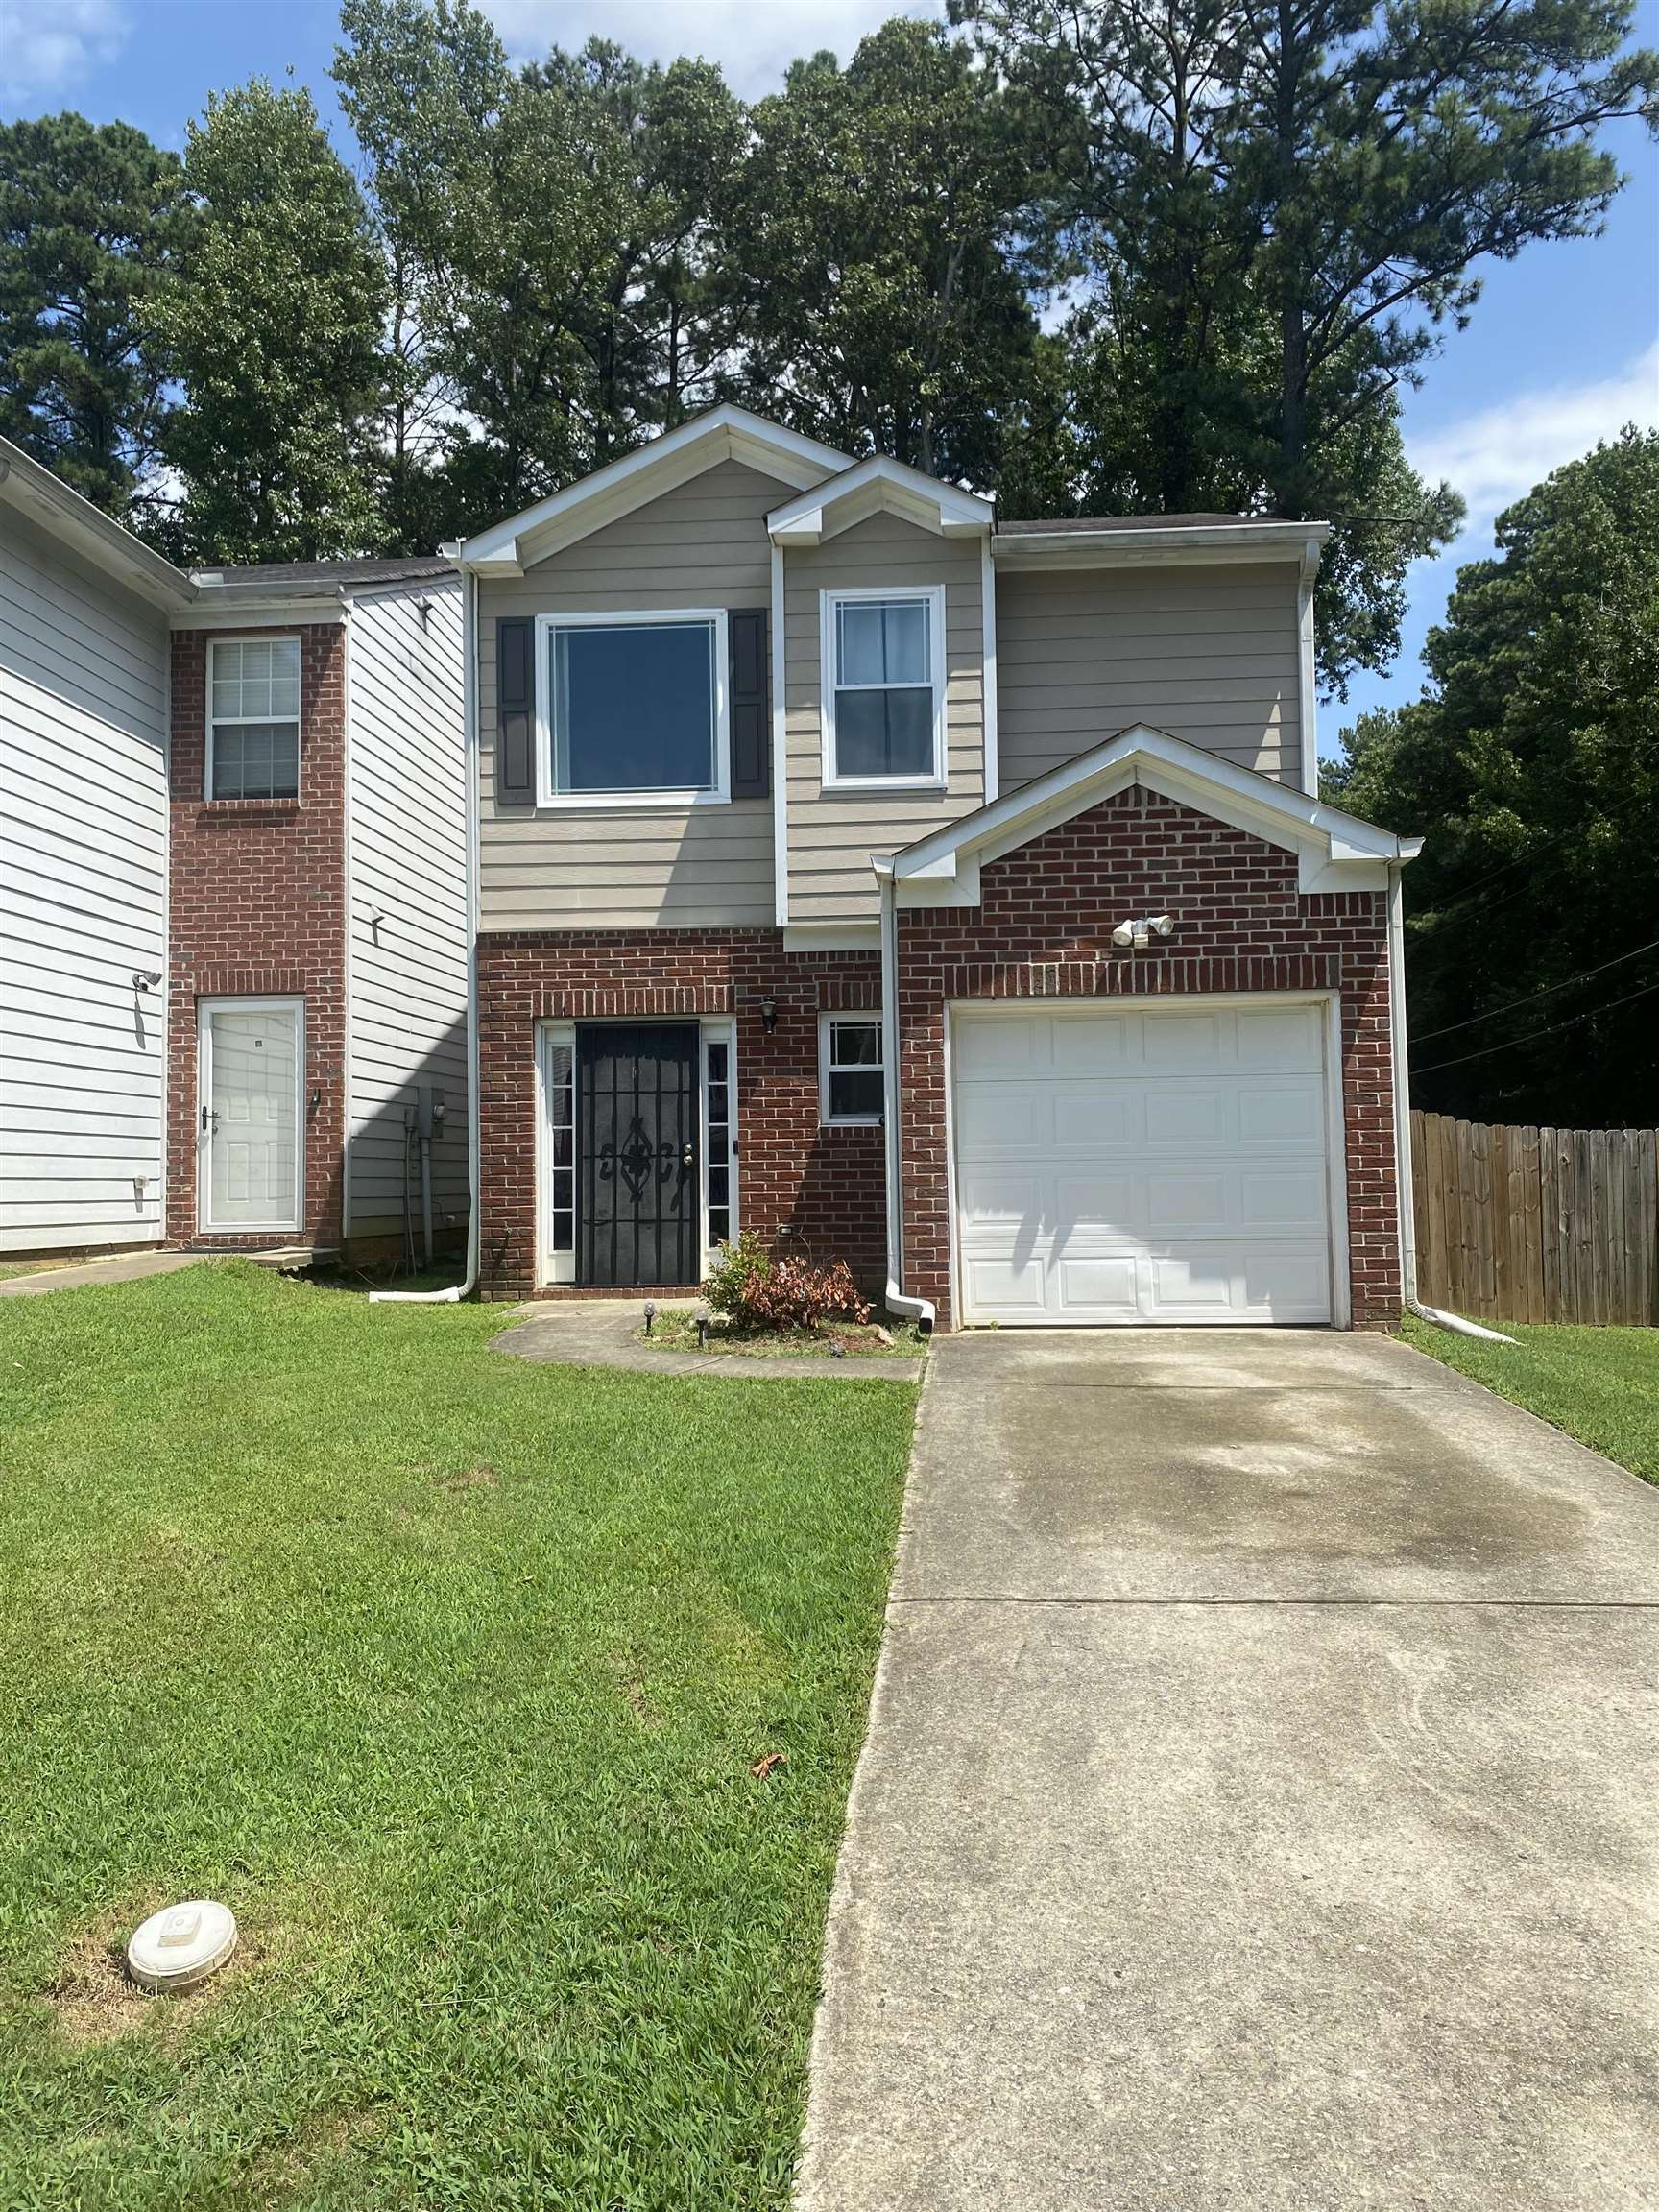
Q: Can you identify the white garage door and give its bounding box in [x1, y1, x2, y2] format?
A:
[951, 1001, 1336, 1326]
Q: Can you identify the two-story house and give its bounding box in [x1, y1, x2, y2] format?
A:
[451, 405, 1419, 1329]
[1, 436, 469, 1268]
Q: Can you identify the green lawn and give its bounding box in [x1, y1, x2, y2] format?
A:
[0, 1262, 917, 2210]
[1402, 1314, 1659, 1484]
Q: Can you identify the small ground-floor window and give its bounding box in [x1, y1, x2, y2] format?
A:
[820, 1011, 884, 1127]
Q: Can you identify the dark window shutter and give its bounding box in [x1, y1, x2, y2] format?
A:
[495, 615, 535, 805]
[728, 607, 768, 800]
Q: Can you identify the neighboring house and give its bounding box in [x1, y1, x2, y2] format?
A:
[451, 404, 1419, 1327]
[1, 439, 469, 1265]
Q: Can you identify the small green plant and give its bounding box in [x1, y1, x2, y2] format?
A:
[703, 1233, 872, 1331]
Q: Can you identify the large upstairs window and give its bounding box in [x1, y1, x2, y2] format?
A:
[822, 588, 944, 788]
[539, 609, 728, 807]
[207, 637, 301, 800]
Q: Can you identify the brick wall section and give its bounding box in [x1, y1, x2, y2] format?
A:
[896, 784, 1400, 1330]
[476, 929, 885, 1299]
[166, 624, 349, 1248]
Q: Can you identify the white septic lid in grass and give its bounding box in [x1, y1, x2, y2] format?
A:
[126, 1900, 238, 1992]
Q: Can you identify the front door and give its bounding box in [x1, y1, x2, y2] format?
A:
[577, 1023, 699, 1286]
[199, 998, 303, 1233]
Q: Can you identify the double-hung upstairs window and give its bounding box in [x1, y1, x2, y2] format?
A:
[540, 609, 728, 806]
[207, 637, 301, 800]
[824, 588, 944, 787]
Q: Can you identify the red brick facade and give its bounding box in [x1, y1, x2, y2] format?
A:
[896, 784, 1400, 1330]
[165, 624, 349, 1249]
[475, 929, 886, 1299]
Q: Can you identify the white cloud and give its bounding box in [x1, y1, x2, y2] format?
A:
[1412, 338, 1659, 540]
[477, 0, 940, 98]
[0, 0, 129, 105]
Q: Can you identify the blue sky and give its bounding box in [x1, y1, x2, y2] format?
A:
[3, 0, 1655, 757]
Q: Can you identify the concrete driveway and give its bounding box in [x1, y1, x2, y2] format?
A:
[797, 1329, 1659, 2211]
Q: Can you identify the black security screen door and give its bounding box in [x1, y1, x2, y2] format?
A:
[577, 1023, 700, 1287]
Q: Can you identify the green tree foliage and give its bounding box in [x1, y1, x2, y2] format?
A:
[0, 113, 182, 526]
[1327, 430, 1659, 1125]
[335, 0, 746, 528]
[732, 20, 1040, 484]
[959, 0, 1657, 693]
[150, 80, 389, 565]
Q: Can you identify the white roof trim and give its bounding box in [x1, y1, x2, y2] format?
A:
[0, 434, 198, 610]
[768, 454, 994, 546]
[992, 519, 1332, 571]
[883, 724, 1419, 906]
[455, 405, 850, 574]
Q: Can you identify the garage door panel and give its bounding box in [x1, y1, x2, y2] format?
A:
[1238, 1083, 1323, 1144]
[951, 999, 1336, 1328]
[1050, 1015, 1131, 1073]
[1235, 1004, 1322, 1069]
[1054, 1254, 1140, 1315]
[1052, 1088, 1139, 1150]
[1239, 1169, 1327, 1230]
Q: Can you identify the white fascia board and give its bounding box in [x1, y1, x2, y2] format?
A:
[768, 453, 993, 546]
[455, 405, 850, 573]
[0, 440, 199, 610]
[781, 923, 881, 952]
[888, 723, 1416, 902]
[170, 592, 348, 630]
[992, 520, 1331, 570]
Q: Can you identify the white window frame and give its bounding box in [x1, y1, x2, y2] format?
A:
[820, 585, 946, 792]
[818, 1008, 886, 1128]
[204, 635, 302, 803]
[196, 993, 306, 1235]
[535, 1016, 741, 1287]
[699, 1017, 739, 1262]
[533, 607, 730, 811]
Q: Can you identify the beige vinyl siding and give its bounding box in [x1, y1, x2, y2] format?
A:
[784, 514, 984, 927]
[345, 580, 469, 1246]
[0, 509, 169, 1251]
[478, 458, 782, 932]
[995, 562, 1303, 792]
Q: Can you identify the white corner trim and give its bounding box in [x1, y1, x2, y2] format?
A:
[340, 598, 355, 1240]
[980, 536, 998, 805]
[1298, 538, 1321, 796]
[531, 606, 730, 810]
[772, 541, 789, 927]
[457, 404, 850, 573]
[769, 453, 993, 545]
[819, 583, 948, 793]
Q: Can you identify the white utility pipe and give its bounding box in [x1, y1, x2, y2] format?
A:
[876, 861, 936, 1334]
[373, 566, 481, 1305]
[1388, 862, 1516, 1345]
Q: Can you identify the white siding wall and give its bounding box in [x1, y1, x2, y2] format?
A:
[0, 511, 170, 1252]
[344, 580, 470, 1247]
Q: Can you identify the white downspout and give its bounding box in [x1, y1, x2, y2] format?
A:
[877, 859, 935, 1334]
[1388, 858, 1514, 1344]
[373, 565, 481, 1305]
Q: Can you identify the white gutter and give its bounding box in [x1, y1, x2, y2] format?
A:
[373, 565, 482, 1304]
[1388, 861, 1515, 1345]
[876, 859, 935, 1334]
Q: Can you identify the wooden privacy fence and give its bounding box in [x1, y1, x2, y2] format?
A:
[1410, 1111, 1659, 1326]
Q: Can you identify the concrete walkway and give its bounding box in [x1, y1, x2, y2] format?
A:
[492, 1300, 926, 1382]
[797, 1329, 1659, 2211]
[0, 1251, 209, 1297]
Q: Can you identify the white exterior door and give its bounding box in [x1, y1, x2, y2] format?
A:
[199, 999, 303, 1233]
[951, 1000, 1338, 1326]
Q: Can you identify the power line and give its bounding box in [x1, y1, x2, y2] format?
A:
[1413, 974, 1659, 1074]
[1411, 935, 1659, 1043]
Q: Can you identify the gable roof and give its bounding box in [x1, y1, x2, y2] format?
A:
[877, 724, 1420, 904]
[454, 405, 851, 575]
[766, 453, 994, 545]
